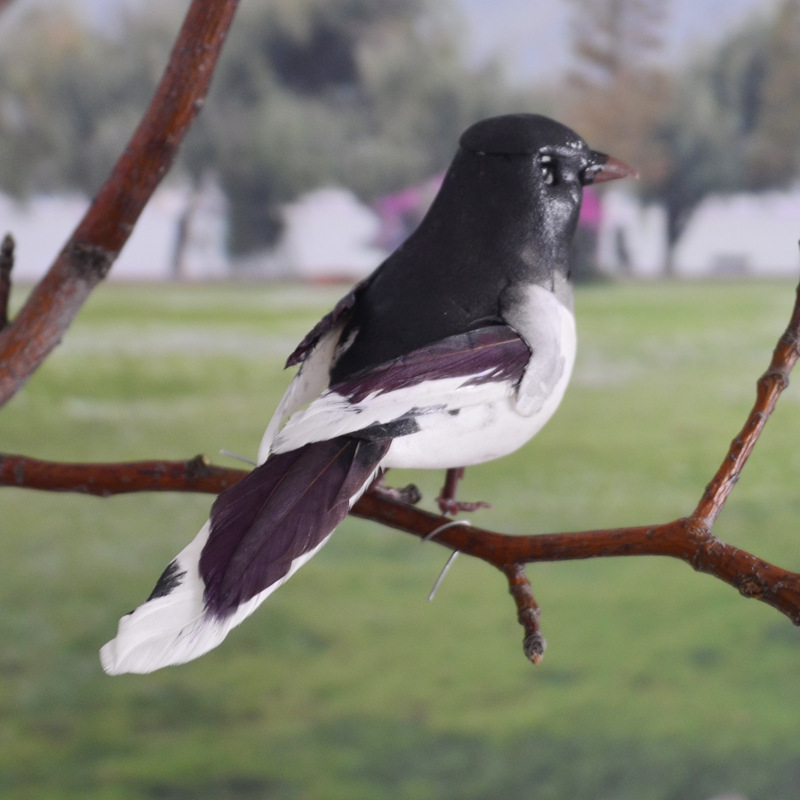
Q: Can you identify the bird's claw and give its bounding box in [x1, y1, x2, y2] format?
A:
[436, 466, 491, 516]
[368, 474, 423, 505]
[436, 496, 492, 516]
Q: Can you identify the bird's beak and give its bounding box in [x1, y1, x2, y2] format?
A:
[583, 151, 640, 185]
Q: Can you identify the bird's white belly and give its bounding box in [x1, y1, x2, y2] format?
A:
[382, 386, 560, 469]
[383, 302, 576, 470]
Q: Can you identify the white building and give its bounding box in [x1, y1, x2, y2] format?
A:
[4, 181, 799, 282]
[1, 176, 228, 283]
[599, 187, 800, 278]
[672, 190, 800, 277]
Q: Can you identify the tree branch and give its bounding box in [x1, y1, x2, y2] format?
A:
[0, 0, 240, 407]
[0, 453, 246, 497]
[693, 279, 800, 528]
[353, 495, 800, 627]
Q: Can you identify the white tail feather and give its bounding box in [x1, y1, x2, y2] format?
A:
[100, 521, 331, 674]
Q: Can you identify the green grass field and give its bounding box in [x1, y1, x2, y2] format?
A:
[3, 279, 800, 799]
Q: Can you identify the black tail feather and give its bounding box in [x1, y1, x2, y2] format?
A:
[201, 436, 389, 618]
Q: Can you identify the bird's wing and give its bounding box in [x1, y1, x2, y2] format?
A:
[283, 280, 364, 368]
[258, 282, 368, 462]
[271, 325, 531, 454]
[257, 320, 345, 463]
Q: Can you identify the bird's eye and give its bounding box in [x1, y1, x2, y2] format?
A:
[540, 155, 556, 186]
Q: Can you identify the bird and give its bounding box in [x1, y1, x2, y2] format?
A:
[100, 113, 636, 674]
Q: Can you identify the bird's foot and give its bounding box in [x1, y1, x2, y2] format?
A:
[368, 471, 423, 505]
[436, 467, 492, 516]
[436, 496, 492, 515]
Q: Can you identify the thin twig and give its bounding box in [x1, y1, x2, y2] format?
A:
[694, 280, 800, 528]
[503, 563, 546, 664]
[0, 0, 240, 407]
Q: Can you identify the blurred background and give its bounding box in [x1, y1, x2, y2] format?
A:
[2, 2, 800, 799]
[0, 0, 798, 283]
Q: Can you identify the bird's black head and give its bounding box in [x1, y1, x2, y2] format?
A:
[385, 113, 637, 309]
[454, 114, 635, 284]
[459, 112, 627, 190]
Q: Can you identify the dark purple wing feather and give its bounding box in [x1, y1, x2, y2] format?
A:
[285, 279, 368, 368]
[200, 436, 389, 618]
[331, 325, 531, 404]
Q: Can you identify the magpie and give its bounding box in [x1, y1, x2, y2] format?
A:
[100, 113, 636, 674]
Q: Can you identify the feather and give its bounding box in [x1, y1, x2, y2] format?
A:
[203, 436, 389, 617]
[100, 521, 214, 674]
[284, 280, 365, 368]
[272, 326, 531, 454]
[258, 319, 347, 462]
[500, 284, 576, 416]
[100, 436, 388, 674]
[333, 325, 530, 403]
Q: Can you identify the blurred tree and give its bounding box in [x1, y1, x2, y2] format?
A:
[561, 0, 670, 173]
[0, 6, 176, 196]
[737, 0, 800, 186]
[559, 0, 671, 276]
[185, 0, 528, 253]
[563, 0, 800, 275]
[653, 0, 800, 270]
[0, 0, 528, 257]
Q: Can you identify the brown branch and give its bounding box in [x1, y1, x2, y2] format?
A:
[5, 449, 800, 641]
[0, 0, 240, 407]
[693, 279, 800, 528]
[353, 496, 800, 625]
[3, 276, 800, 663]
[503, 563, 546, 664]
[0, 453, 246, 497]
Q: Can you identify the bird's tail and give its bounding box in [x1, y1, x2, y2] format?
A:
[100, 436, 389, 674]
